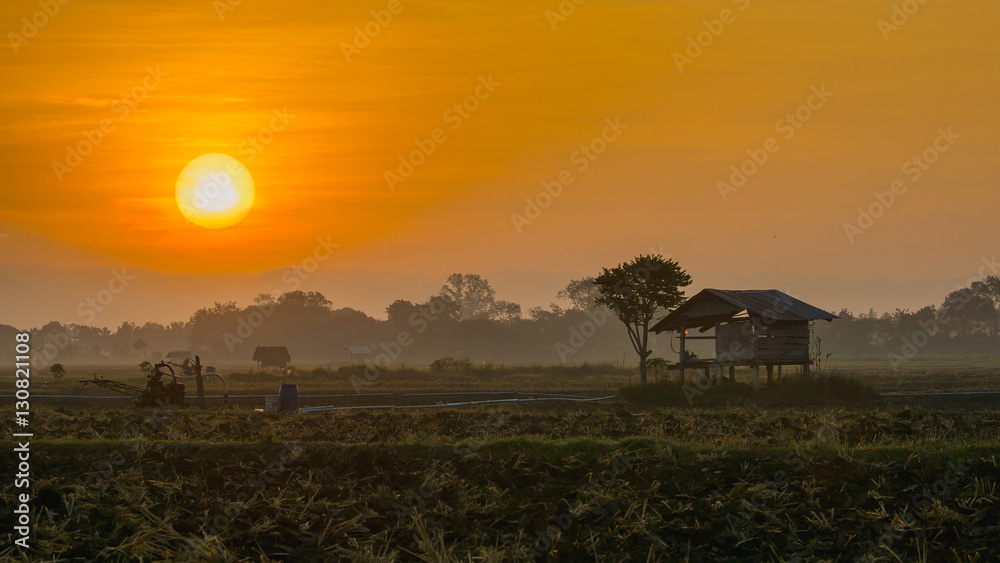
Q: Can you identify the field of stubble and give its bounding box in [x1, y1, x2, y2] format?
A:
[2, 394, 999, 561]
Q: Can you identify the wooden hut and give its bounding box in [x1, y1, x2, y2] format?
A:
[651, 289, 837, 390]
[253, 345, 291, 370]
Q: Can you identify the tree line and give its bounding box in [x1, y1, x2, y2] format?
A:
[6, 264, 1000, 370]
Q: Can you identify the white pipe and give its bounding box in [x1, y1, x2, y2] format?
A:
[299, 395, 614, 413]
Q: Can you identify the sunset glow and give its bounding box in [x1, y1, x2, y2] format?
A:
[0, 0, 998, 315]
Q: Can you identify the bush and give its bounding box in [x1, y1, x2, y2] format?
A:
[49, 363, 66, 380]
[429, 357, 475, 373]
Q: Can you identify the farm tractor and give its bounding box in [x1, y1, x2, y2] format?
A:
[81, 355, 227, 408]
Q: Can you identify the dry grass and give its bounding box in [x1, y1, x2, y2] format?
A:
[2, 433, 997, 561]
[3, 363, 999, 560]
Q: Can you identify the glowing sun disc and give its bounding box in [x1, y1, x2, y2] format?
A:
[176, 153, 255, 229]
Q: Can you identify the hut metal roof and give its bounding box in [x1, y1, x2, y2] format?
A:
[651, 289, 838, 333]
[253, 346, 291, 362]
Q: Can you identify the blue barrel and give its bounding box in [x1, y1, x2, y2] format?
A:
[278, 384, 299, 412]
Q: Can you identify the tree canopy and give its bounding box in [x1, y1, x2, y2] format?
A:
[594, 254, 692, 382]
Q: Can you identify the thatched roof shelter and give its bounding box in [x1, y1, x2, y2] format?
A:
[253, 346, 291, 369]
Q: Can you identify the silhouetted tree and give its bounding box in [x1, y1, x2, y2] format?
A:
[188, 301, 242, 355]
[557, 277, 600, 310]
[386, 299, 419, 324]
[594, 255, 691, 382]
[940, 288, 995, 340]
[490, 300, 522, 323]
[441, 273, 496, 320]
[529, 303, 563, 323]
[253, 292, 277, 309]
[277, 290, 332, 310]
[133, 338, 148, 359]
[48, 363, 66, 380]
[972, 275, 1000, 341]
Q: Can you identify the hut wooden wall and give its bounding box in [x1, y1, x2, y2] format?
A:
[755, 322, 810, 362]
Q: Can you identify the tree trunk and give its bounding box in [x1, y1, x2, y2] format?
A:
[639, 320, 650, 383]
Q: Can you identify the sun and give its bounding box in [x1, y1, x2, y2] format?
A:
[175, 153, 255, 229]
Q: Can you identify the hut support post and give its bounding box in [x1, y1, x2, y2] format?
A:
[678, 323, 686, 384]
[777, 365, 783, 384]
[752, 366, 760, 391]
[766, 365, 773, 386]
[715, 364, 723, 386]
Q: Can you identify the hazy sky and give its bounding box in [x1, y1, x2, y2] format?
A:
[1, 0, 998, 320]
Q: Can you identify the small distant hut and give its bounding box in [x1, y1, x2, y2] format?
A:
[651, 289, 838, 390]
[344, 345, 372, 364]
[253, 346, 291, 370]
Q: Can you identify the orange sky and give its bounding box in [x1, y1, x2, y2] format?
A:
[1, 0, 999, 295]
